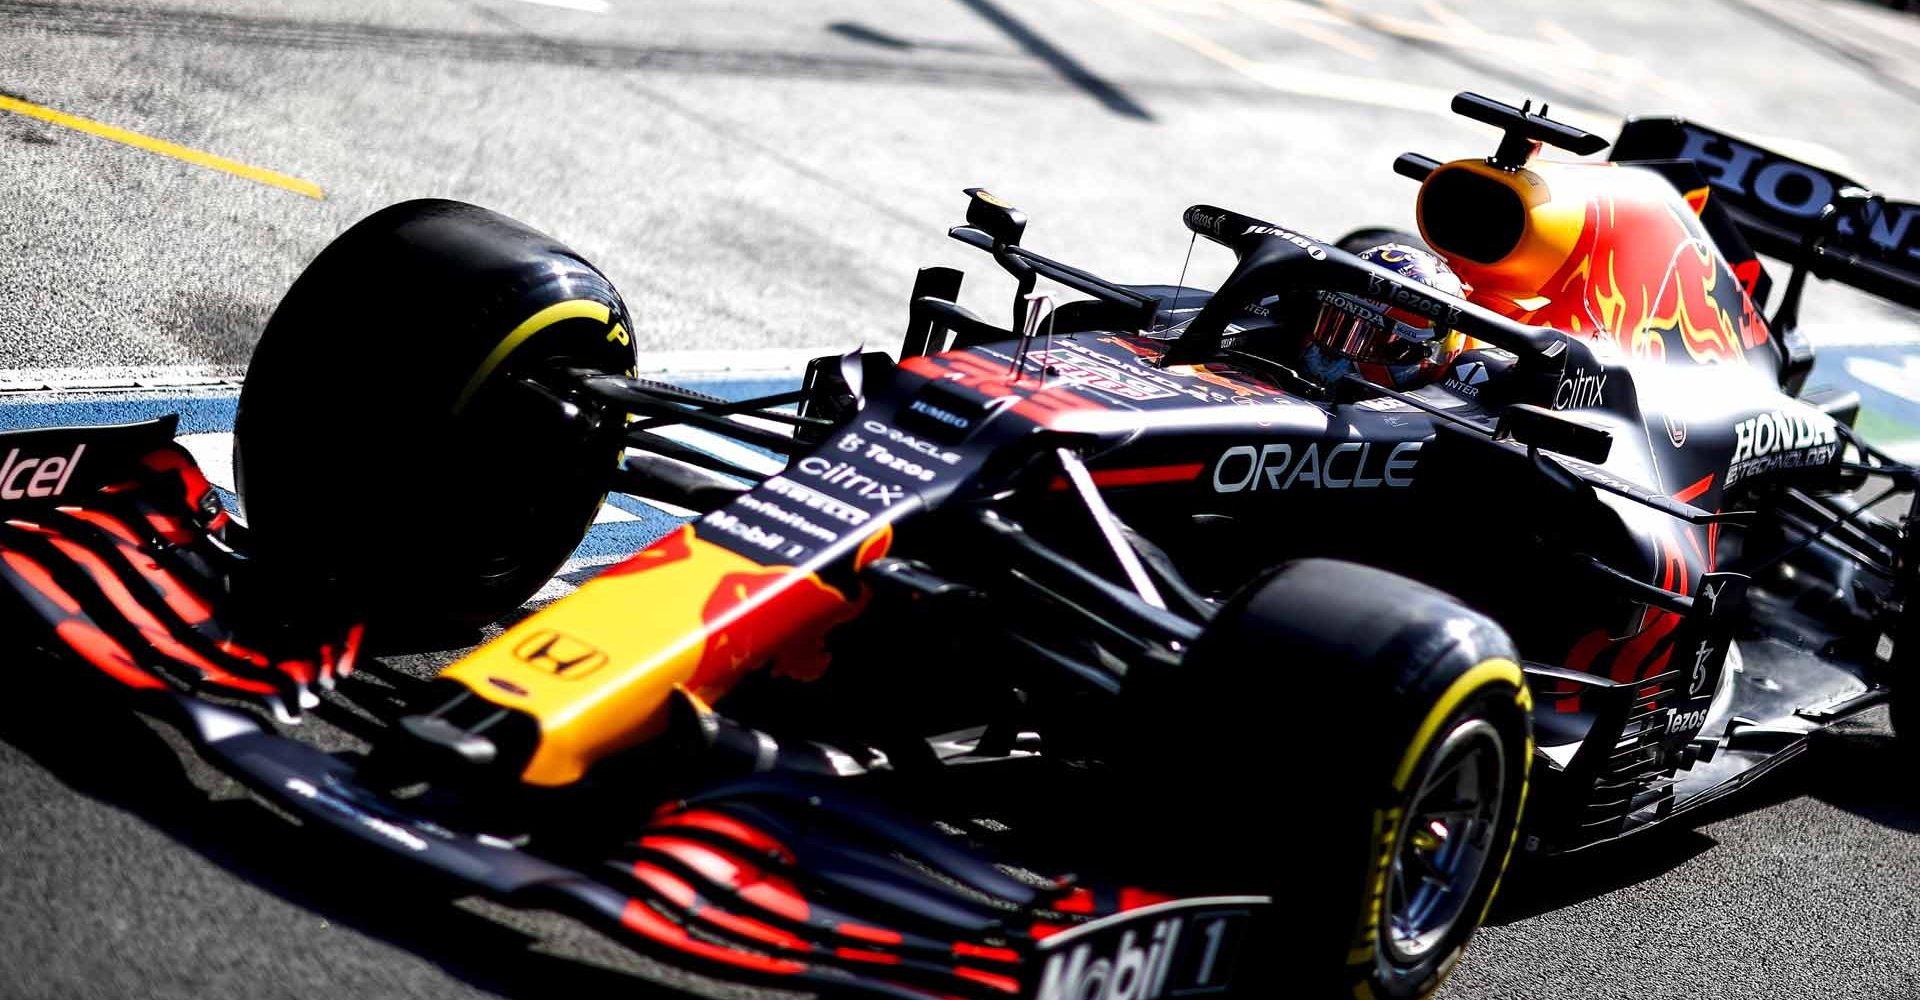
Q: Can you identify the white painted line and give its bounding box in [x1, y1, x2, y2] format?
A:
[1803, 324, 1920, 350]
[1832, 359, 1920, 461]
[0, 348, 818, 395]
[529, 576, 577, 604]
[630, 347, 823, 380]
[177, 432, 237, 492]
[594, 502, 639, 523]
[175, 431, 250, 525]
[532, 552, 634, 604]
[627, 494, 699, 519]
[1884, 440, 1920, 466]
[637, 428, 786, 477]
[725, 410, 799, 438]
[510, 0, 609, 12]
[0, 366, 245, 395]
[1845, 355, 1920, 403]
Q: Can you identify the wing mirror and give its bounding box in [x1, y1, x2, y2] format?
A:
[955, 188, 1038, 334]
[1496, 403, 1612, 464]
[963, 188, 1027, 247]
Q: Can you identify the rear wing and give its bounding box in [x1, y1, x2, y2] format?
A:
[1612, 117, 1920, 312]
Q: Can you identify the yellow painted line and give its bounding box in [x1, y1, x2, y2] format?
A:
[0, 94, 323, 200]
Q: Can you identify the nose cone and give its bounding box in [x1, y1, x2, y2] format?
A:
[430, 523, 870, 787]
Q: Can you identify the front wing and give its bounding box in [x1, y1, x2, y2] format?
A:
[0, 415, 1276, 999]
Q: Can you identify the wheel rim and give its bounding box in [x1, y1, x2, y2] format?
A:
[1383, 717, 1507, 967]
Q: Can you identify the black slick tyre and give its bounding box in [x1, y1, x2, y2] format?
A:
[1144, 559, 1532, 999]
[235, 200, 637, 641]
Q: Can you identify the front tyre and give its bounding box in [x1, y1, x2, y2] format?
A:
[235, 200, 636, 640]
[1144, 559, 1531, 999]
[1357, 662, 1529, 995]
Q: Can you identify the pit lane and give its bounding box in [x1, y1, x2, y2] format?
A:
[3, 1, 1919, 997]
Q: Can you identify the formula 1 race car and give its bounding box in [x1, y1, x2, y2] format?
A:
[7, 92, 1920, 999]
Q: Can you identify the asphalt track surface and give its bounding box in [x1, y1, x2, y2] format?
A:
[4, 0, 1920, 997]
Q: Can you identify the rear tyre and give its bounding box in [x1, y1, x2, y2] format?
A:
[1138, 559, 1531, 999]
[235, 200, 636, 641]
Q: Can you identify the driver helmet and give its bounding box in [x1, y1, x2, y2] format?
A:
[1299, 243, 1467, 390]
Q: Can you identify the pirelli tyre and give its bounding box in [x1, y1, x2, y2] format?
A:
[1140, 559, 1531, 999]
[235, 200, 636, 640]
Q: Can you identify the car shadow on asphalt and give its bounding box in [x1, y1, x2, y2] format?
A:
[1801, 720, 1920, 834]
[0, 661, 695, 1000]
[1486, 718, 1917, 925]
[1486, 829, 1721, 925]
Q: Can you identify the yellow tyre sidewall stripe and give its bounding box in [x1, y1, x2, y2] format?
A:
[453, 299, 612, 413]
[1391, 658, 1529, 791]
[1350, 658, 1532, 997]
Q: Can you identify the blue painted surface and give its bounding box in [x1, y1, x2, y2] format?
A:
[1809, 346, 1920, 438]
[0, 374, 798, 577]
[0, 395, 241, 434]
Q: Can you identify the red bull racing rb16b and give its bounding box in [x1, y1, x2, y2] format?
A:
[7, 93, 1920, 998]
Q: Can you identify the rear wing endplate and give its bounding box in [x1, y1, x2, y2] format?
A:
[1613, 117, 1920, 311]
